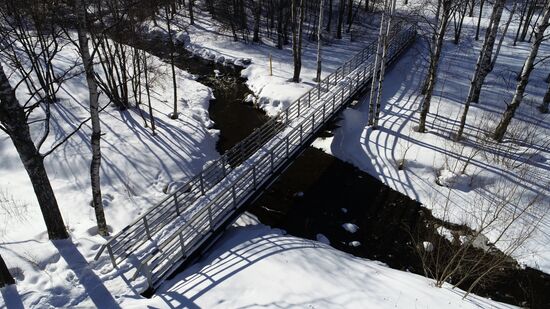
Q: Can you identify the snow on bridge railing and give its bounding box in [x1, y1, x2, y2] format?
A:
[94, 23, 417, 276]
[131, 24, 418, 289]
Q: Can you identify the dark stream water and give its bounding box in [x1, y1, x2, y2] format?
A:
[121, 31, 550, 308]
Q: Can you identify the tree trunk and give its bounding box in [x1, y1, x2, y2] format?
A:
[337, 0, 345, 39]
[0, 254, 14, 287]
[368, 0, 388, 125]
[418, 0, 452, 133]
[493, 1, 550, 142]
[326, 0, 333, 32]
[540, 79, 550, 113]
[315, 0, 324, 82]
[456, 0, 506, 139]
[75, 0, 108, 237]
[0, 64, 68, 240]
[373, 0, 397, 129]
[189, 0, 195, 25]
[469, 0, 506, 103]
[490, 2, 517, 72]
[143, 52, 156, 135]
[253, 0, 262, 42]
[475, 0, 485, 41]
[292, 0, 305, 82]
[165, 6, 178, 119]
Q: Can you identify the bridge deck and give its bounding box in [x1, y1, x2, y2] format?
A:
[95, 24, 417, 291]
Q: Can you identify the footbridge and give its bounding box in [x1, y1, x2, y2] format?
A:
[95, 24, 417, 291]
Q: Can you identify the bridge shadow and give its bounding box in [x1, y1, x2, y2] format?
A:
[149, 221, 325, 308]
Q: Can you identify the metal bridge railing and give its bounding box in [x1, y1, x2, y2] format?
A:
[95, 24, 417, 289]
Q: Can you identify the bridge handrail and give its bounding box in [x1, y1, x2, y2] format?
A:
[132, 24, 418, 288]
[95, 23, 416, 269]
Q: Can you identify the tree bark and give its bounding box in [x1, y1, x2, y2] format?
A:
[291, 0, 304, 82]
[493, 1, 550, 142]
[326, 0, 333, 32]
[165, 6, 178, 119]
[337, 0, 345, 39]
[368, 0, 388, 125]
[373, 0, 397, 129]
[490, 2, 517, 72]
[418, 0, 452, 133]
[540, 79, 550, 113]
[0, 254, 14, 287]
[253, 0, 262, 42]
[75, 0, 108, 236]
[475, 0, 485, 41]
[189, 0, 195, 25]
[0, 64, 68, 240]
[315, 0, 324, 82]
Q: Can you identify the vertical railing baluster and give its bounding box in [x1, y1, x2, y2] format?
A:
[174, 195, 180, 216]
[106, 244, 117, 268]
[199, 172, 205, 195]
[143, 216, 152, 239]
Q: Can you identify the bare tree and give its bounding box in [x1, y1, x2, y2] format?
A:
[0, 64, 68, 240]
[315, 0, 324, 82]
[75, 0, 109, 236]
[164, 4, 179, 119]
[456, 0, 506, 140]
[475, 0, 485, 40]
[291, 0, 305, 82]
[418, 0, 455, 133]
[493, 0, 550, 142]
[489, 2, 517, 72]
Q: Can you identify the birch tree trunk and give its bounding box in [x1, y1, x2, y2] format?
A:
[315, 0, 324, 82]
[75, 0, 108, 236]
[455, 0, 506, 139]
[373, 0, 397, 129]
[165, 6, 178, 119]
[418, 0, 452, 133]
[490, 2, 517, 72]
[493, 1, 550, 142]
[368, 0, 388, 125]
[291, 0, 304, 82]
[0, 63, 68, 240]
[0, 254, 14, 287]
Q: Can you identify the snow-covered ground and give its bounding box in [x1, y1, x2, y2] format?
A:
[0, 35, 219, 307]
[1, 1, 547, 308]
[313, 6, 550, 273]
[144, 8, 380, 116]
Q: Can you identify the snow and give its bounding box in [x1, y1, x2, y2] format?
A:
[318, 5, 550, 273]
[119, 214, 513, 309]
[342, 223, 360, 234]
[0, 35, 219, 307]
[0, 1, 546, 308]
